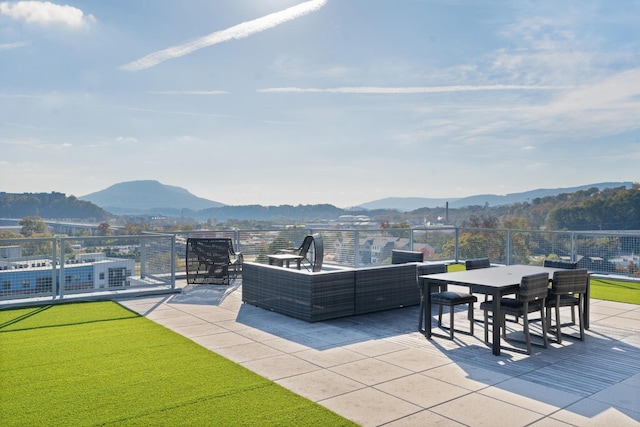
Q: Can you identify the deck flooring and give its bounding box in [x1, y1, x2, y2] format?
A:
[120, 280, 640, 426]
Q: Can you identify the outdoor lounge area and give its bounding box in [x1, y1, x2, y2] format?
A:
[2, 231, 639, 425]
[115, 276, 640, 426]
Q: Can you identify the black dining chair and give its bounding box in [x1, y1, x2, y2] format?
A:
[423, 263, 478, 340]
[543, 259, 578, 269]
[545, 269, 589, 343]
[465, 257, 491, 270]
[481, 273, 549, 354]
[543, 259, 579, 323]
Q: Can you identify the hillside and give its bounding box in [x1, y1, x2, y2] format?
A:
[80, 180, 225, 214]
[357, 182, 634, 211]
[0, 192, 110, 221]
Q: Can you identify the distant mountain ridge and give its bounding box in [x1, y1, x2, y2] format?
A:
[78, 180, 634, 216]
[80, 180, 225, 214]
[356, 182, 634, 211]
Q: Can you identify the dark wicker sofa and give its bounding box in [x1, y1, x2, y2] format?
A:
[242, 262, 355, 322]
[242, 261, 430, 322]
[354, 263, 422, 315]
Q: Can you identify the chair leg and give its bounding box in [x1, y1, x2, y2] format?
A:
[540, 305, 548, 349]
[468, 303, 474, 335]
[555, 296, 562, 344]
[523, 309, 531, 355]
[483, 308, 489, 344]
[578, 295, 585, 340]
[501, 313, 507, 339]
[438, 305, 443, 327]
[449, 305, 454, 340]
[418, 297, 424, 332]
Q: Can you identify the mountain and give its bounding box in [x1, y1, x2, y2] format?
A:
[0, 192, 111, 221]
[357, 182, 634, 211]
[80, 180, 225, 214]
[356, 197, 456, 211]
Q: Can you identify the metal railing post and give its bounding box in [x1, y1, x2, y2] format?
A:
[354, 229, 360, 268]
[59, 237, 65, 299]
[454, 227, 460, 263]
[234, 228, 240, 252]
[409, 229, 414, 251]
[505, 229, 512, 265]
[170, 235, 175, 288]
[140, 237, 146, 279]
[52, 237, 58, 299]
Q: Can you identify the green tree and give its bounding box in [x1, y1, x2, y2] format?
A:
[503, 217, 532, 264]
[19, 216, 49, 237]
[97, 222, 113, 236]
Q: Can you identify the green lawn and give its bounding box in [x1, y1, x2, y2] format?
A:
[590, 277, 640, 305]
[0, 302, 356, 426]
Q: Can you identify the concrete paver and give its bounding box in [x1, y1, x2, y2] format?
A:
[118, 281, 640, 426]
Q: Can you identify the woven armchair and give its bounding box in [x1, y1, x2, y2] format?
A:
[186, 238, 242, 285]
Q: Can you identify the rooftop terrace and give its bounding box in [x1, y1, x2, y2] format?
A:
[119, 278, 640, 426]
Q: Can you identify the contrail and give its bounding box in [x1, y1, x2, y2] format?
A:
[121, 0, 327, 72]
[259, 85, 568, 94]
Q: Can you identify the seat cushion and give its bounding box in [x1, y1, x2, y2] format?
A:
[546, 294, 579, 307]
[480, 298, 542, 316]
[431, 291, 477, 305]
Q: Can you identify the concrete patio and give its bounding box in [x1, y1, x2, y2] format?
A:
[119, 279, 640, 426]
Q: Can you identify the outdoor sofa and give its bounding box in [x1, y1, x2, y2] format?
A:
[242, 260, 433, 322]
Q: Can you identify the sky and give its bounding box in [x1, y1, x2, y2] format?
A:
[1, 0, 639, 208]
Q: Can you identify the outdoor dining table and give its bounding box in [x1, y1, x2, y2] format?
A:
[419, 264, 590, 355]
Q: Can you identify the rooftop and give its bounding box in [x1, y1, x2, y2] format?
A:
[119, 279, 640, 426]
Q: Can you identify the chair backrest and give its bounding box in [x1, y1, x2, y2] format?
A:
[392, 250, 424, 264]
[189, 238, 232, 264]
[551, 269, 589, 295]
[465, 257, 491, 270]
[420, 264, 447, 275]
[543, 259, 578, 269]
[297, 234, 324, 272]
[518, 273, 550, 302]
[298, 235, 314, 257]
[311, 233, 323, 272]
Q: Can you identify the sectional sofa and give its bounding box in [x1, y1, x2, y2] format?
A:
[242, 261, 432, 322]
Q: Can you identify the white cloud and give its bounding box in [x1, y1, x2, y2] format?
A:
[115, 136, 139, 144]
[120, 0, 327, 72]
[0, 1, 95, 28]
[258, 85, 566, 94]
[148, 90, 229, 95]
[0, 136, 71, 149]
[0, 40, 30, 50]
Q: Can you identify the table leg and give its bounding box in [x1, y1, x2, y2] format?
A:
[418, 278, 425, 332]
[492, 289, 501, 356]
[424, 280, 433, 338]
[584, 275, 590, 330]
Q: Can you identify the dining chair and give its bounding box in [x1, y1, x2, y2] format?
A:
[424, 263, 478, 340]
[480, 272, 549, 354]
[543, 259, 578, 269]
[465, 257, 491, 270]
[545, 269, 589, 343]
[543, 259, 578, 322]
[465, 258, 495, 313]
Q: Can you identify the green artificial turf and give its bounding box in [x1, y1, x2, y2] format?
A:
[0, 302, 356, 426]
[590, 278, 640, 305]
